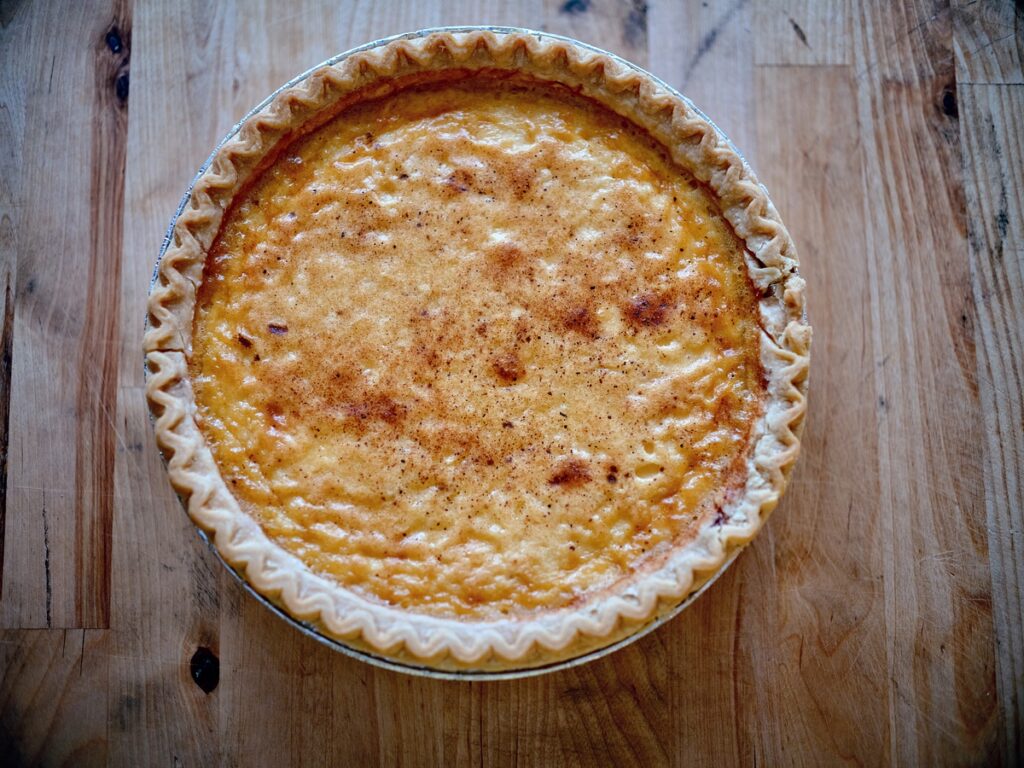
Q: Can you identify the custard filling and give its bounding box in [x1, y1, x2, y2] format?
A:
[191, 75, 765, 620]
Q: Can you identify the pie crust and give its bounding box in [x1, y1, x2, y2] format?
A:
[145, 29, 810, 672]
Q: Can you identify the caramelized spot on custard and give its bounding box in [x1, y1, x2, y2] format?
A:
[190, 74, 766, 621]
[625, 292, 673, 329]
[444, 168, 474, 194]
[491, 351, 525, 384]
[266, 402, 285, 426]
[548, 458, 592, 487]
[345, 393, 406, 426]
[562, 304, 599, 338]
[487, 243, 526, 273]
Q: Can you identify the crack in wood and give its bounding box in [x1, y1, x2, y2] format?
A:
[42, 501, 51, 627]
[0, 273, 12, 599]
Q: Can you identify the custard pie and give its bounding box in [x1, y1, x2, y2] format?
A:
[145, 29, 810, 672]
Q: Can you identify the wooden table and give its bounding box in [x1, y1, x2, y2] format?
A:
[2, 1, 1021, 764]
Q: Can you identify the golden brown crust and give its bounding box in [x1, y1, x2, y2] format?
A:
[144, 29, 810, 671]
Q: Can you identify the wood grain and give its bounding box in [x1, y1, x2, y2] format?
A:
[0, 0, 129, 630]
[753, 63, 891, 764]
[960, 79, 1024, 765]
[0, 629, 110, 766]
[851, 3, 998, 761]
[0, 0, 20, 603]
[2, 0, 1022, 765]
[74, 0, 130, 630]
[954, 0, 1023, 84]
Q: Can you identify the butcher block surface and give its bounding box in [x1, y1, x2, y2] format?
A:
[1, 0, 1021, 765]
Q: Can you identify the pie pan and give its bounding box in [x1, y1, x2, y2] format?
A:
[145, 26, 809, 679]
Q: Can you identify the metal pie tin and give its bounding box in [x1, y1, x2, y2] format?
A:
[146, 25, 755, 680]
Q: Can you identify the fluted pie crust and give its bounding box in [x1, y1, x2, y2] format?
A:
[145, 29, 810, 672]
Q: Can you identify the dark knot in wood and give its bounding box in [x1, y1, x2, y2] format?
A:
[190, 646, 220, 694]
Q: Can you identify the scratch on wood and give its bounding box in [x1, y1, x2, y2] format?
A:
[987, 114, 1010, 258]
[680, 0, 749, 85]
[962, 31, 1017, 58]
[559, 0, 589, 14]
[731, 590, 743, 759]
[43, 501, 52, 627]
[788, 16, 810, 48]
[995, 181, 1008, 242]
[623, 1, 648, 48]
[0, 273, 12, 597]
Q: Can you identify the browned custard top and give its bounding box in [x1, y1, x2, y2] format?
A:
[191, 74, 766, 620]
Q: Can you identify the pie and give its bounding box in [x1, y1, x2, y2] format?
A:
[145, 29, 810, 673]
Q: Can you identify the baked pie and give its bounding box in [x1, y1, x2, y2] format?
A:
[145, 29, 810, 672]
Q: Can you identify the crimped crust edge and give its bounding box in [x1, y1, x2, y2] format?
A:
[144, 29, 811, 671]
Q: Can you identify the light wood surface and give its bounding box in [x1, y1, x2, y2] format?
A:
[1, 0, 1021, 764]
